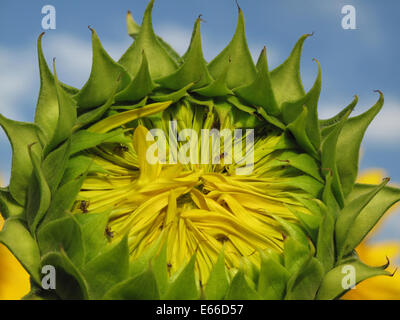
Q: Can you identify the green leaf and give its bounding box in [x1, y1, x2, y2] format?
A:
[316, 204, 335, 273]
[115, 51, 156, 102]
[126, 11, 140, 38]
[281, 59, 322, 150]
[151, 242, 169, 297]
[270, 33, 311, 106]
[162, 255, 200, 300]
[75, 80, 120, 129]
[336, 91, 384, 197]
[151, 83, 194, 103]
[70, 129, 129, 155]
[83, 237, 130, 299]
[320, 109, 352, 208]
[37, 215, 85, 267]
[126, 10, 183, 65]
[283, 237, 311, 275]
[319, 95, 358, 129]
[157, 17, 212, 90]
[286, 205, 320, 243]
[257, 251, 289, 300]
[88, 101, 172, 133]
[234, 47, 279, 116]
[272, 215, 309, 247]
[44, 174, 86, 223]
[0, 218, 41, 284]
[193, 64, 233, 97]
[75, 28, 131, 109]
[208, 6, 256, 89]
[34, 32, 78, 145]
[277, 174, 324, 198]
[119, 0, 178, 79]
[204, 249, 229, 300]
[0, 189, 24, 219]
[286, 258, 324, 300]
[26, 143, 51, 233]
[316, 259, 390, 300]
[275, 150, 324, 182]
[286, 106, 319, 159]
[44, 60, 77, 154]
[339, 182, 400, 258]
[0, 114, 42, 205]
[42, 139, 71, 194]
[336, 178, 390, 260]
[321, 171, 341, 218]
[103, 269, 160, 300]
[41, 250, 89, 300]
[74, 211, 110, 263]
[225, 270, 261, 300]
[61, 155, 107, 184]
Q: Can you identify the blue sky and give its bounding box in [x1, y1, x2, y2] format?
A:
[0, 0, 399, 242]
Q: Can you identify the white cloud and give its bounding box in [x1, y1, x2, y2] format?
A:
[364, 102, 400, 145]
[0, 47, 36, 121]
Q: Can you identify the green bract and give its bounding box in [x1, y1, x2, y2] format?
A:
[1, 0, 399, 300]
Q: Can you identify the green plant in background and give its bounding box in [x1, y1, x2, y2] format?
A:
[0, 0, 399, 300]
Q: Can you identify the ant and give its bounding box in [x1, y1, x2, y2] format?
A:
[105, 226, 115, 239]
[113, 144, 129, 154]
[79, 200, 90, 213]
[216, 235, 229, 244]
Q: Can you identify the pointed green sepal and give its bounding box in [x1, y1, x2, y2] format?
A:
[44, 60, 77, 154]
[193, 63, 233, 97]
[234, 47, 280, 116]
[162, 254, 200, 300]
[208, 7, 256, 89]
[88, 101, 172, 133]
[75, 28, 131, 109]
[0, 115, 42, 205]
[270, 33, 312, 105]
[119, 0, 178, 79]
[316, 259, 391, 300]
[286, 106, 319, 159]
[320, 109, 352, 208]
[204, 249, 229, 300]
[26, 143, 51, 233]
[126, 9, 183, 65]
[335, 91, 384, 197]
[257, 250, 289, 300]
[82, 236, 130, 299]
[103, 268, 160, 300]
[34, 33, 78, 145]
[0, 218, 42, 285]
[115, 51, 156, 102]
[126, 11, 140, 39]
[225, 269, 261, 300]
[285, 257, 324, 300]
[157, 17, 212, 90]
[41, 249, 89, 299]
[281, 59, 322, 150]
[37, 215, 85, 267]
[336, 179, 400, 259]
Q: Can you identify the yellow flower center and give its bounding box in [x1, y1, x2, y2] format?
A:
[76, 116, 315, 283]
